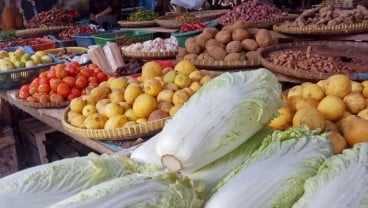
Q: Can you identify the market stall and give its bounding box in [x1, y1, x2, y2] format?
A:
[1, 0, 368, 207]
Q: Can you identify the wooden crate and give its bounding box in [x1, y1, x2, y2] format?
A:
[0, 126, 18, 178]
[18, 118, 56, 166]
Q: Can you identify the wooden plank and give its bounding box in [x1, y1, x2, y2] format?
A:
[0, 91, 115, 154]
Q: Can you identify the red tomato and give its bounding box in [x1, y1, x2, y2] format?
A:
[49, 90, 58, 95]
[19, 91, 30, 99]
[70, 61, 80, 69]
[63, 76, 76, 88]
[65, 65, 79, 76]
[49, 78, 63, 91]
[57, 83, 71, 97]
[80, 67, 93, 77]
[39, 94, 50, 103]
[96, 72, 108, 82]
[54, 63, 66, 71]
[37, 83, 50, 94]
[88, 63, 98, 70]
[29, 85, 38, 95]
[47, 68, 56, 79]
[39, 77, 50, 85]
[55, 68, 68, 79]
[50, 93, 64, 103]
[20, 85, 30, 93]
[70, 88, 81, 97]
[88, 76, 99, 83]
[67, 94, 79, 101]
[39, 72, 48, 78]
[89, 81, 99, 87]
[30, 78, 40, 87]
[26, 96, 37, 102]
[75, 76, 88, 89]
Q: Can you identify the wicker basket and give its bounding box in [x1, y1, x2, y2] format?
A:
[181, 58, 261, 70]
[322, 0, 368, 8]
[155, 9, 228, 29]
[62, 107, 168, 140]
[122, 50, 178, 60]
[118, 20, 158, 28]
[15, 26, 69, 39]
[259, 41, 368, 81]
[15, 92, 69, 108]
[220, 15, 298, 29]
[273, 21, 368, 36]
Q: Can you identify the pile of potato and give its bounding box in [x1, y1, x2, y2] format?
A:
[178, 21, 278, 63]
[270, 74, 368, 154]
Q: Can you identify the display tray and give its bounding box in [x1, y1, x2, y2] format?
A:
[259, 41, 368, 81]
[155, 9, 229, 29]
[15, 93, 69, 108]
[122, 50, 178, 60]
[273, 21, 368, 36]
[220, 15, 297, 29]
[118, 20, 158, 28]
[181, 59, 260, 70]
[62, 107, 168, 140]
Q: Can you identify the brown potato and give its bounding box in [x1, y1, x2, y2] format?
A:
[202, 27, 218, 38]
[245, 51, 259, 62]
[226, 41, 242, 53]
[186, 43, 202, 54]
[221, 25, 234, 32]
[205, 39, 225, 50]
[185, 37, 196, 48]
[215, 31, 232, 44]
[247, 28, 259, 37]
[232, 28, 250, 41]
[197, 53, 215, 61]
[183, 54, 198, 62]
[231, 21, 247, 30]
[255, 29, 273, 48]
[177, 48, 187, 58]
[224, 53, 247, 61]
[195, 34, 210, 49]
[242, 39, 259, 51]
[207, 46, 227, 60]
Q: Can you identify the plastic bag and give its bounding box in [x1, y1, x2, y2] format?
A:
[170, 0, 203, 10]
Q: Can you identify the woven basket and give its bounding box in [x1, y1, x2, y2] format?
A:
[122, 50, 178, 59]
[259, 41, 368, 81]
[118, 20, 158, 28]
[273, 21, 368, 36]
[322, 0, 368, 8]
[188, 59, 261, 70]
[220, 15, 298, 29]
[15, 93, 69, 108]
[155, 9, 228, 29]
[62, 107, 168, 140]
[15, 26, 69, 38]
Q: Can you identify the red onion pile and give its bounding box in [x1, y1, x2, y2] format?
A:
[218, 0, 287, 25]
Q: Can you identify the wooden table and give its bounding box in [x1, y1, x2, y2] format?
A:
[0, 90, 119, 154]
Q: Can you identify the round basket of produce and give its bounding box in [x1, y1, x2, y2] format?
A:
[118, 8, 159, 28]
[217, 0, 293, 28]
[121, 37, 179, 60]
[15, 90, 69, 108]
[155, 10, 228, 29]
[177, 23, 279, 70]
[259, 41, 368, 81]
[62, 60, 215, 140]
[273, 5, 368, 36]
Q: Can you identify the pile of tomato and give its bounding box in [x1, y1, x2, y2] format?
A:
[18, 61, 108, 103]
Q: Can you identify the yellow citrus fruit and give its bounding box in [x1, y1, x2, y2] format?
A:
[70, 97, 86, 113]
[174, 60, 196, 75]
[141, 61, 162, 81]
[124, 84, 142, 105]
[104, 103, 124, 118]
[104, 115, 128, 129]
[133, 94, 157, 118]
[301, 83, 324, 101]
[173, 90, 190, 106]
[82, 104, 97, 117]
[144, 78, 163, 96]
[324, 74, 351, 98]
[317, 95, 345, 121]
[174, 73, 191, 89]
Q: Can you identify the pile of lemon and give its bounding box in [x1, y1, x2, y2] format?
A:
[270, 74, 368, 154]
[66, 60, 213, 130]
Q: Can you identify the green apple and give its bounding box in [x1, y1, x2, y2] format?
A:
[14, 60, 25, 69]
[0, 60, 15, 71]
[0, 50, 8, 59]
[14, 48, 25, 58]
[10, 56, 19, 64]
[41, 55, 53, 64]
[21, 54, 31, 62]
[25, 60, 35, 68]
[35, 51, 46, 58]
[30, 54, 41, 65]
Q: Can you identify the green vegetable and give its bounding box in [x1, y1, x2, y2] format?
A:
[185, 126, 274, 193]
[49, 172, 206, 208]
[206, 127, 333, 208]
[156, 69, 283, 172]
[0, 153, 157, 208]
[293, 142, 368, 208]
[128, 8, 159, 21]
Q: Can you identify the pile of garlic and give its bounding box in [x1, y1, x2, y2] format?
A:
[122, 36, 179, 53]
